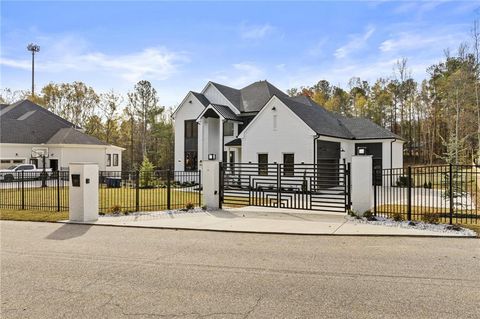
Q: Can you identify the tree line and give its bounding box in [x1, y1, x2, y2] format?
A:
[1, 80, 174, 171]
[287, 21, 480, 166]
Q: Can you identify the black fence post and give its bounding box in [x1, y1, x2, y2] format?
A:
[167, 170, 171, 210]
[449, 163, 453, 225]
[347, 163, 352, 210]
[135, 171, 140, 212]
[56, 171, 60, 212]
[218, 163, 223, 209]
[277, 164, 281, 208]
[198, 170, 202, 208]
[373, 168, 377, 216]
[407, 166, 412, 221]
[21, 170, 25, 210]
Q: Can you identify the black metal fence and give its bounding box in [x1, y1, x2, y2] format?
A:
[0, 170, 69, 211]
[98, 170, 202, 213]
[0, 170, 202, 213]
[220, 162, 350, 212]
[374, 164, 479, 224]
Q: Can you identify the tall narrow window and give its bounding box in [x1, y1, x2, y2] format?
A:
[283, 153, 294, 176]
[184, 120, 198, 171]
[258, 153, 268, 176]
[223, 121, 234, 136]
[273, 115, 278, 131]
[106, 154, 112, 167]
[113, 154, 119, 166]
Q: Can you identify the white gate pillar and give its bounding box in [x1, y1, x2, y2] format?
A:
[69, 163, 99, 222]
[202, 160, 220, 210]
[351, 156, 373, 215]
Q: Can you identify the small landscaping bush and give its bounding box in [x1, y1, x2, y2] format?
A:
[110, 204, 122, 215]
[423, 181, 432, 189]
[422, 212, 439, 224]
[201, 205, 207, 211]
[139, 157, 155, 188]
[396, 176, 411, 187]
[185, 202, 195, 210]
[392, 212, 404, 222]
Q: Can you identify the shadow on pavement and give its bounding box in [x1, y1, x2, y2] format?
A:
[46, 223, 93, 240]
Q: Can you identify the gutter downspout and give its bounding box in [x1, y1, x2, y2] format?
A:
[313, 134, 320, 164]
[390, 138, 397, 186]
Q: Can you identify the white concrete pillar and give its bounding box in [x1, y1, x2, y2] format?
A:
[69, 163, 99, 222]
[202, 160, 220, 210]
[351, 155, 373, 215]
[219, 119, 224, 162]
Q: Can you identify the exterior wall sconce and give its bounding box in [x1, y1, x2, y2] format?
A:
[271, 107, 276, 111]
[357, 147, 367, 155]
[208, 154, 216, 160]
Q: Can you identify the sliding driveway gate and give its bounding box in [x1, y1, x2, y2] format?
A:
[220, 162, 350, 212]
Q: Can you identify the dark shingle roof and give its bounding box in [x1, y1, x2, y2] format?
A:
[225, 138, 242, 146]
[210, 80, 288, 113]
[191, 92, 210, 107]
[277, 95, 354, 139]
[278, 95, 402, 140]
[0, 99, 109, 145]
[208, 80, 401, 140]
[336, 117, 401, 140]
[47, 127, 108, 145]
[210, 104, 242, 122]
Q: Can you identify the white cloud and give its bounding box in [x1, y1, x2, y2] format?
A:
[240, 23, 274, 40]
[0, 33, 189, 84]
[334, 25, 375, 59]
[379, 29, 469, 54]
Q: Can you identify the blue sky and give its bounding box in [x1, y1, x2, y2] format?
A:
[1, 1, 479, 106]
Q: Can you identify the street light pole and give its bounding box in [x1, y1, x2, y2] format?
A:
[27, 43, 40, 96]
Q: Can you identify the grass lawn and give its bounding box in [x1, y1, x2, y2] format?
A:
[0, 209, 68, 222]
[0, 185, 203, 214]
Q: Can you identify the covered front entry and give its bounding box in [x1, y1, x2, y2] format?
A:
[220, 162, 350, 213]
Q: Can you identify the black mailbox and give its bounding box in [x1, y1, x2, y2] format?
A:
[71, 174, 81, 187]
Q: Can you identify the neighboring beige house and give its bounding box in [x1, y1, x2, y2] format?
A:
[0, 100, 124, 171]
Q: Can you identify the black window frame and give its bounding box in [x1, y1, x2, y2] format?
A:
[258, 153, 268, 176]
[106, 154, 111, 167]
[113, 154, 119, 167]
[283, 153, 294, 176]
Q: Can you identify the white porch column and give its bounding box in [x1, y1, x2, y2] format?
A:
[351, 155, 373, 215]
[218, 119, 224, 161]
[69, 163, 99, 222]
[198, 118, 204, 165]
[202, 160, 220, 210]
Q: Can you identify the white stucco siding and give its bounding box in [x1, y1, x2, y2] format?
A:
[202, 84, 238, 113]
[173, 92, 205, 171]
[241, 98, 316, 164]
[392, 140, 404, 168]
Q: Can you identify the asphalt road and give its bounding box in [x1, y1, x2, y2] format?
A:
[1, 221, 479, 319]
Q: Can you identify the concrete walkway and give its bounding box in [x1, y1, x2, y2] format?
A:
[64, 206, 475, 237]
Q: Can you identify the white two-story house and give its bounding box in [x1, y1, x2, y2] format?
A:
[173, 80, 404, 172]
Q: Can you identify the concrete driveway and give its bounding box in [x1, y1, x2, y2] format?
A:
[71, 206, 475, 237]
[1, 221, 479, 319]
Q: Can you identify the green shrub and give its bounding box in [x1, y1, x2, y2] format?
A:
[140, 157, 155, 188]
[185, 202, 195, 210]
[110, 204, 122, 214]
[396, 176, 411, 187]
[201, 205, 207, 211]
[423, 181, 432, 189]
[422, 212, 439, 224]
[363, 210, 373, 219]
[392, 212, 404, 222]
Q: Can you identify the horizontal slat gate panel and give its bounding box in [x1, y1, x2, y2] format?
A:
[221, 163, 348, 212]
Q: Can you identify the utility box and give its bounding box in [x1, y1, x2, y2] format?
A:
[69, 163, 99, 222]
